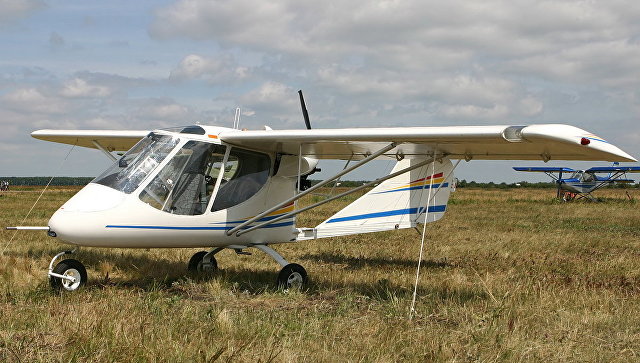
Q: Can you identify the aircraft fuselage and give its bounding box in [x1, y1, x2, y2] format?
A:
[48, 127, 313, 248]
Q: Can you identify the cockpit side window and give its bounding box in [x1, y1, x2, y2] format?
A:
[583, 173, 595, 182]
[139, 141, 226, 215]
[211, 148, 271, 212]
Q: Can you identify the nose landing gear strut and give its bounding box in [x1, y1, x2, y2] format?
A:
[48, 249, 87, 291]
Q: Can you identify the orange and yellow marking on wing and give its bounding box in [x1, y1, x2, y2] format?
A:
[583, 133, 607, 143]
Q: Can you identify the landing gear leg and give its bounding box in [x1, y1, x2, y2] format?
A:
[254, 245, 308, 290]
[48, 249, 87, 291]
[188, 248, 223, 272]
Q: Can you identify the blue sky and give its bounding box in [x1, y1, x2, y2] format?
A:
[1, 0, 639, 182]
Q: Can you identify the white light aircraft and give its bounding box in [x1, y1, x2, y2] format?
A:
[8, 101, 637, 291]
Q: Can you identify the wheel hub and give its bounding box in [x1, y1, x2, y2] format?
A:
[61, 268, 81, 291]
[287, 272, 304, 289]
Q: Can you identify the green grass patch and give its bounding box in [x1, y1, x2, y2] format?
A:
[1, 187, 640, 361]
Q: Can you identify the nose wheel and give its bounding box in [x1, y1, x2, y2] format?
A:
[48, 251, 87, 291]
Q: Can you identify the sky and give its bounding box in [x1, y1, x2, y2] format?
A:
[1, 0, 639, 182]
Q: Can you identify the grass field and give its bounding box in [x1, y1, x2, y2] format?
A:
[1, 186, 639, 362]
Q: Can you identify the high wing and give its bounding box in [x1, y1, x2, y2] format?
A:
[31, 129, 149, 151]
[219, 124, 636, 162]
[31, 124, 636, 162]
[585, 166, 640, 173]
[513, 167, 576, 172]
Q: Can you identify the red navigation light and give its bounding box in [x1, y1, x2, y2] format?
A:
[580, 137, 590, 145]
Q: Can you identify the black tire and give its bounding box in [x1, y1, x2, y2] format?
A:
[187, 251, 218, 272]
[50, 259, 87, 291]
[277, 263, 307, 290]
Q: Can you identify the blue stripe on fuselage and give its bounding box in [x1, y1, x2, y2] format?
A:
[105, 220, 294, 231]
[326, 205, 446, 224]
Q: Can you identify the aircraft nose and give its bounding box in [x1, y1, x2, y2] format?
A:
[48, 208, 77, 243]
[48, 206, 114, 246]
[48, 183, 126, 245]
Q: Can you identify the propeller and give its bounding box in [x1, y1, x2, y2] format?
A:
[298, 90, 312, 130]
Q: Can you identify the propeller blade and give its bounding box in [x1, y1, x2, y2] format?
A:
[298, 90, 312, 130]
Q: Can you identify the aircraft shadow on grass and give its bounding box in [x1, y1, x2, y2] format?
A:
[12, 247, 487, 303]
[299, 251, 453, 270]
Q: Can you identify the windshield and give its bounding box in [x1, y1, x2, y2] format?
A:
[93, 133, 179, 193]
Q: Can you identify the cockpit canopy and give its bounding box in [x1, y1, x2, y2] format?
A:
[568, 170, 595, 182]
[93, 132, 271, 215]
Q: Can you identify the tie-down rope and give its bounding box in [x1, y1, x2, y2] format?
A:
[409, 157, 436, 320]
[1, 143, 76, 256]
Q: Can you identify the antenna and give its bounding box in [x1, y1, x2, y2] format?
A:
[233, 107, 241, 129]
[298, 90, 312, 130]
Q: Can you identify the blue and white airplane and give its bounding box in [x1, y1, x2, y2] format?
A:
[513, 164, 640, 201]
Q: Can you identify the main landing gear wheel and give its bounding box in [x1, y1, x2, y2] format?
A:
[188, 251, 218, 272]
[277, 263, 307, 290]
[50, 259, 87, 291]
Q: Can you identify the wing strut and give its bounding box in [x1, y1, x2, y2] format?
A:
[235, 154, 442, 237]
[226, 142, 399, 236]
[92, 140, 117, 162]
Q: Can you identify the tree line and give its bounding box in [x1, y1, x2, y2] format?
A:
[1, 176, 637, 188]
[310, 179, 639, 189]
[0, 177, 94, 186]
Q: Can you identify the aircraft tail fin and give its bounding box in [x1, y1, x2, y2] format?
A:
[313, 158, 454, 239]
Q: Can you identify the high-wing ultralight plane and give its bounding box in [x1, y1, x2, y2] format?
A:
[513, 163, 640, 201]
[7, 98, 637, 291]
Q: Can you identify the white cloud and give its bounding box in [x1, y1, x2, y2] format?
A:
[244, 82, 296, 106]
[146, 0, 640, 135]
[169, 54, 250, 83]
[152, 0, 640, 90]
[2, 88, 68, 114]
[147, 103, 190, 120]
[3, 1, 640, 178]
[439, 104, 509, 121]
[131, 98, 197, 124]
[518, 96, 543, 117]
[60, 78, 112, 98]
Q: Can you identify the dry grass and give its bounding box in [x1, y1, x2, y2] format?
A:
[1, 186, 639, 362]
